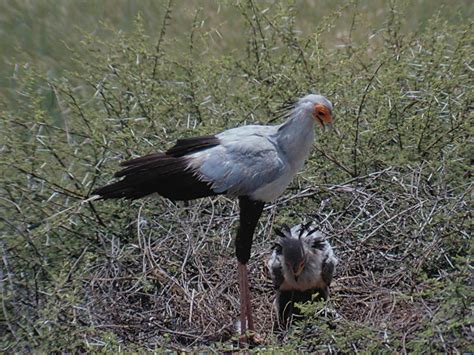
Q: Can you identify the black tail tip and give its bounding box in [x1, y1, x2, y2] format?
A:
[89, 189, 105, 200]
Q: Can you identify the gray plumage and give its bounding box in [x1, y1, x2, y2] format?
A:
[188, 94, 333, 201]
[268, 223, 337, 327]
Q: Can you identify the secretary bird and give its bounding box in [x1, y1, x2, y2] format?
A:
[267, 223, 337, 328]
[92, 93, 333, 341]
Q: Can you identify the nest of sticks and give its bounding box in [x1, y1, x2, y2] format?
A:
[79, 165, 470, 350]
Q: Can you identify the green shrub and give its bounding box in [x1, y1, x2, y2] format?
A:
[1, 1, 471, 352]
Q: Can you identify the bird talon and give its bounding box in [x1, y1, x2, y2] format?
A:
[239, 330, 264, 347]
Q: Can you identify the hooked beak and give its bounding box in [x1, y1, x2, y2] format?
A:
[315, 115, 333, 131]
[313, 103, 333, 130]
[293, 265, 304, 279]
[321, 112, 333, 131]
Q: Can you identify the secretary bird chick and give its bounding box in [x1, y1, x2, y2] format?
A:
[268, 223, 337, 328]
[91, 94, 334, 342]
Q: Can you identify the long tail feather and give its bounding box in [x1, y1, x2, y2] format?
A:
[92, 154, 217, 201]
[92, 135, 221, 201]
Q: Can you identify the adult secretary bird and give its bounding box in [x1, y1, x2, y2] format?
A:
[92, 93, 333, 340]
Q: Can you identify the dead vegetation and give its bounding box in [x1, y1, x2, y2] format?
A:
[0, 2, 472, 352]
[63, 165, 469, 351]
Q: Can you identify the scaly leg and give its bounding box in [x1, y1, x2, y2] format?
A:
[235, 197, 265, 345]
[243, 264, 254, 331]
[238, 261, 248, 336]
[238, 261, 257, 343]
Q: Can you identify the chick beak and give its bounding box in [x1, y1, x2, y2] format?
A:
[293, 265, 303, 281]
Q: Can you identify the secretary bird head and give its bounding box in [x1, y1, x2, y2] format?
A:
[297, 94, 333, 129]
[268, 222, 337, 327]
[277, 227, 307, 280]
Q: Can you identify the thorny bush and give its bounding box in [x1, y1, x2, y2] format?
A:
[0, 2, 471, 352]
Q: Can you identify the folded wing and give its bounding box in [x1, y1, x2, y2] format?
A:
[92, 136, 221, 200]
[191, 127, 287, 197]
[92, 125, 287, 201]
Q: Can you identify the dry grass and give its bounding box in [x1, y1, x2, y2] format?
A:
[58, 165, 470, 351]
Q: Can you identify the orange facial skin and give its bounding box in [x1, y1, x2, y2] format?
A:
[312, 103, 333, 128]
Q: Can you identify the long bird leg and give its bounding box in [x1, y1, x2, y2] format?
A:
[238, 261, 249, 335]
[235, 197, 264, 343]
[244, 265, 255, 331]
[237, 261, 256, 333]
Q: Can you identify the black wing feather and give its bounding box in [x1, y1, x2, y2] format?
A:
[166, 135, 220, 157]
[92, 135, 221, 200]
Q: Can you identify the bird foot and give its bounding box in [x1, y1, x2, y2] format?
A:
[234, 319, 265, 346]
[237, 327, 264, 347]
[236, 261, 265, 347]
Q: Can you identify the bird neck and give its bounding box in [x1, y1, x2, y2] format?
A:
[277, 108, 316, 166]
